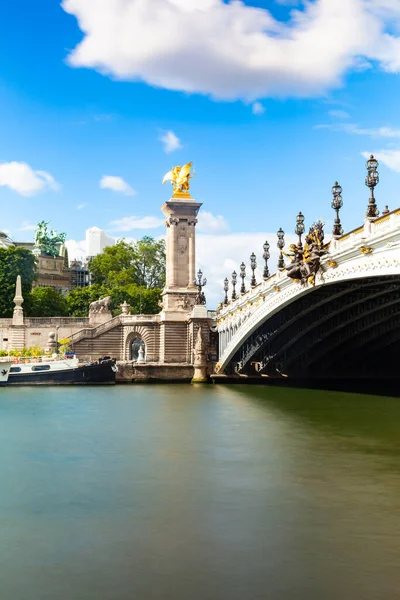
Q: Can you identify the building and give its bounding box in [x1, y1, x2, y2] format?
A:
[70, 260, 90, 288]
[0, 231, 16, 249]
[86, 226, 115, 261]
[0, 231, 71, 294]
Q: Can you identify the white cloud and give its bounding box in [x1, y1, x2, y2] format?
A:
[0, 162, 60, 196]
[62, 0, 400, 101]
[328, 109, 350, 119]
[77, 203, 87, 210]
[197, 211, 228, 233]
[109, 215, 164, 232]
[65, 238, 87, 263]
[159, 130, 182, 154]
[18, 221, 37, 232]
[316, 123, 400, 138]
[362, 149, 400, 172]
[252, 102, 265, 115]
[197, 231, 298, 308]
[100, 175, 136, 195]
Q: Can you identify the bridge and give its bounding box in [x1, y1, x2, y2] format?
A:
[215, 159, 400, 379]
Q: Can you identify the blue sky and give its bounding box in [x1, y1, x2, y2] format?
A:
[1, 0, 400, 303]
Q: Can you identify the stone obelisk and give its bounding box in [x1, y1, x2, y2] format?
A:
[10, 275, 25, 349]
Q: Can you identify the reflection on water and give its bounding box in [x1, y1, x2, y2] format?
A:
[0, 385, 399, 600]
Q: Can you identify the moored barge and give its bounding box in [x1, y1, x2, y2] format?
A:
[6, 356, 117, 385]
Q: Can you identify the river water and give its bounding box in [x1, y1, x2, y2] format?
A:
[1, 384, 399, 600]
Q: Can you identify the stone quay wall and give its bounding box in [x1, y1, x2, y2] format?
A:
[0, 317, 89, 352]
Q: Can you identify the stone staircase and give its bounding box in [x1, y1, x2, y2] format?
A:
[69, 316, 123, 359]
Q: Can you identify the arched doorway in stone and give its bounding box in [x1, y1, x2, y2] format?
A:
[131, 337, 146, 362]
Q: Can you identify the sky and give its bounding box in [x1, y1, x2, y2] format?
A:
[1, 0, 400, 307]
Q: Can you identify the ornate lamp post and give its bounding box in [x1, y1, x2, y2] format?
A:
[231, 271, 237, 301]
[194, 269, 207, 305]
[250, 253, 257, 287]
[295, 211, 305, 249]
[223, 278, 229, 305]
[263, 241, 270, 279]
[365, 154, 379, 219]
[331, 181, 344, 238]
[277, 228, 285, 270]
[240, 262, 246, 294]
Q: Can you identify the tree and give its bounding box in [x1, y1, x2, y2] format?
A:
[134, 237, 166, 288]
[89, 241, 137, 286]
[89, 237, 166, 288]
[0, 247, 36, 317]
[65, 284, 109, 317]
[28, 287, 68, 317]
[109, 285, 162, 315]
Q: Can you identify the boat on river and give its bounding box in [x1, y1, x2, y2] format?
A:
[0, 362, 13, 386]
[5, 356, 118, 385]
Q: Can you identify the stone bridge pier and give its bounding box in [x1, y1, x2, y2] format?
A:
[68, 179, 217, 382]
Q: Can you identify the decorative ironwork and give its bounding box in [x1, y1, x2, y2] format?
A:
[240, 262, 246, 294]
[295, 211, 305, 249]
[250, 253, 257, 287]
[284, 221, 327, 286]
[263, 241, 270, 279]
[331, 181, 344, 238]
[365, 154, 379, 219]
[223, 278, 229, 305]
[277, 228, 285, 270]
[194, 269, 207, 305]
[231, 271, 237, 301]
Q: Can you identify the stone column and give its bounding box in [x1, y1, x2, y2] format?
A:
[161, 196, 202, 313]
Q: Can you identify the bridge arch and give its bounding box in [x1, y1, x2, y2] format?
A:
[216, 234, 400, 378]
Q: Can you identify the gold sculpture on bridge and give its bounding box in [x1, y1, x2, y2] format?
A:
[283, 221, 327, 286]
[163, 162, 195, 197]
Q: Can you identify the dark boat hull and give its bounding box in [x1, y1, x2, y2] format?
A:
[7, 361, 117, 385]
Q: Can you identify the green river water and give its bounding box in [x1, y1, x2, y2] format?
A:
[0, 384, 399, 600]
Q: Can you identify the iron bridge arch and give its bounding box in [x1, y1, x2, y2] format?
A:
[226, 275, 400, 378]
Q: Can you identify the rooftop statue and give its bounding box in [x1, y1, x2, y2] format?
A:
[162, 162, 195, 196]
[34, 221, 67, 258]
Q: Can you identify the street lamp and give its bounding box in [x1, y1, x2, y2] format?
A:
[240, 262, 246, 294]
[295, 212, 305, 249]
[194, 269, 207, 305]
[231, 271, 237, 301]
[277, 228, 285, 270]
[365, 154, 379, 219]
[223, 278, 229, 305]
[263, 241, 270, 279]
[250, 252, 257, 287]
[331, 181, 344, 238]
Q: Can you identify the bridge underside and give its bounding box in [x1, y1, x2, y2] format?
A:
[229, 276, 400, 378]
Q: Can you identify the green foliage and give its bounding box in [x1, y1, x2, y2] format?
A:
[3, 347, 47, 358]
[28, 287, 68, 317]
[109, 285, 162, 315]
[0, 247, 36, 317]
[89, 237, 166, 289]
[65, 284, 109, 317]
[65, 283, 162, 316]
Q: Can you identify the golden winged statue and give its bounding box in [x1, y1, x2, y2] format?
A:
[162, 162, 195, 196]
